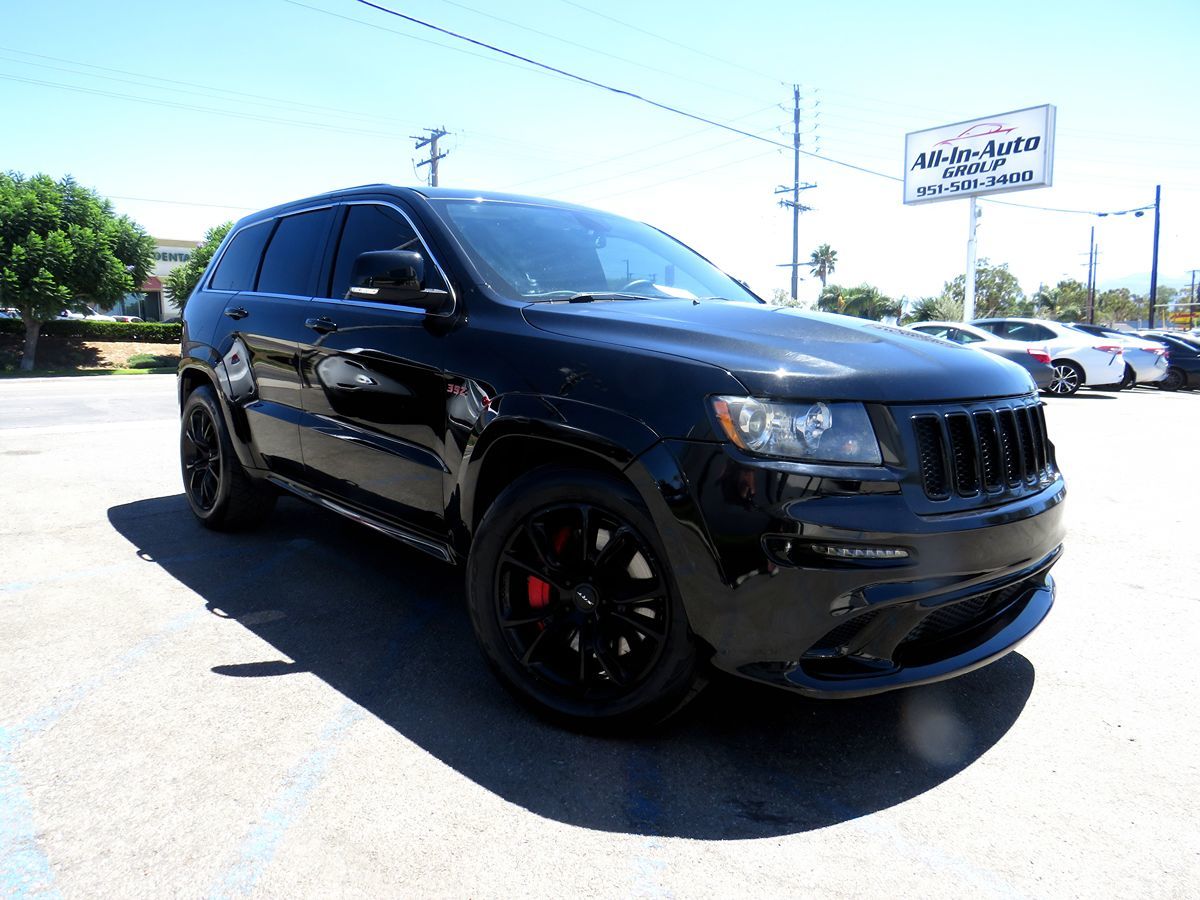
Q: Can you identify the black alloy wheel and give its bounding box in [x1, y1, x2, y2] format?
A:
[182, 405, 222, 512]
[495, 502, 670, 701]
[1047, 361, 1082, 396]
[467, 468, 702, 731]
[179, 384, 276, 530]
[1157, 367, 1185, 391]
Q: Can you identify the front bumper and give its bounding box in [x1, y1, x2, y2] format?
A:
[653, 438, 1066, 698]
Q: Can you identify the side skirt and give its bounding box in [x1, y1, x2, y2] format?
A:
[266, 474, 456, 564]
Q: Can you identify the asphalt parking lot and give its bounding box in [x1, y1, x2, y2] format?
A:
[2, 375, 1197, 898]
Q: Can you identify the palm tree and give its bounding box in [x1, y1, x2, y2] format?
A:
[808, 244, 837, 287]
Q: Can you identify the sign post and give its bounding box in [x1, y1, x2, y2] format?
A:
[904, 104, 1056, 322]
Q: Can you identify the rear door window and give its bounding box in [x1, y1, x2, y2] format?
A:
[209, 221, 271, 292]
[256, 208, 334, 297]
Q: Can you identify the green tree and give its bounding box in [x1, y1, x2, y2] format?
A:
[817, 283, 898, 320]
[905, 295, 963, 323]
[0, 173, 153, 370]
[165, 221, 231, 310]
[769, 287, 806, 308]
[940, 259, 1024, 320]
[1095, 288, 1144, 325]
[808, 243, 837, 287]
[1032, 279, 1088, 321]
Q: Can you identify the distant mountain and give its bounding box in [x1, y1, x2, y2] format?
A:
[1098, 272, 1194, 295]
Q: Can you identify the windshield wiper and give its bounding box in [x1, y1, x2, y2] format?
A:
[523, 291, 662, 303]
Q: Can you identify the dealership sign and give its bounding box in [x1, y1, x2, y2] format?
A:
[903, 104, 1056, 205]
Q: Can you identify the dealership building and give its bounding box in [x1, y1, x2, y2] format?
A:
[111, 238, 200, 321]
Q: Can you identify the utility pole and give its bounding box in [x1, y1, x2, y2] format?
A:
[1148, 184, 1161, 329]
[411, 126, 449, 187]
[1086, 226, 1097, 324]
[964, 198, 980, 321]
[775, 85, 815, 300]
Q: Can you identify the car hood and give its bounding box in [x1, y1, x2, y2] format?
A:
[523, 300, 1034, 401]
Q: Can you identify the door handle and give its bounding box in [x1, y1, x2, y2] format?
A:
[224, 306, 249, 320]
[305, 316, 338, 334]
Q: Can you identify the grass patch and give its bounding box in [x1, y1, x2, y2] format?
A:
[0, 367, 175, 378]
[127, 352, 178, 369]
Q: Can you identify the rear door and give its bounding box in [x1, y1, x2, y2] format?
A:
[296, 201, 456, 536]
[210, 206, 335, 480]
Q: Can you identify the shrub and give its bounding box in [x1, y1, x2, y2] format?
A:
[0, 319, 182, 342]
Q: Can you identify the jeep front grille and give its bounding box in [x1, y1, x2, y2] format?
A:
[911, 399, 1053, 501]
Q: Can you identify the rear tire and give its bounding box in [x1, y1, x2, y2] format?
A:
[1047, 361, 1083, 396]
[1157, 367, 1185, 392]
[180, 385, 276, 530]
[466, 466, 704, 732]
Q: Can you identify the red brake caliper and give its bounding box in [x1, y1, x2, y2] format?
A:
[527, 576, 551, 609]
[526, 526, 573, 616]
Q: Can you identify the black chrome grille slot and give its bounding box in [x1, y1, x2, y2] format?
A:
[910, 399, 1054, 502]
[913, 415, 949, 500]
[996, 408, 1021, 484]
[974, 411, 1002, 491]
[1014, 406, 1038, 481]
[944, 413, 979, 496]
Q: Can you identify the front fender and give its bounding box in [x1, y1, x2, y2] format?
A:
[455, 394, 661, 540]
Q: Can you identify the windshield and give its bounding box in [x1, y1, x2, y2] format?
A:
[429, 199, 759, 303]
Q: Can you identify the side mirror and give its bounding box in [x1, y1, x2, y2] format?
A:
[346, 250, 449, 312]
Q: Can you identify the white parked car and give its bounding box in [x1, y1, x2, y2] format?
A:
[971, 318, 1124, 396]
[1063, 323, 1168, 388]
[56, 306, 115, 321]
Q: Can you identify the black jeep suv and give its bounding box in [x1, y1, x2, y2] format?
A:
[178, 185, 1065, 729]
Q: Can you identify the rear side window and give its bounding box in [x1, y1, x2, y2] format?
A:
[913, 325, 950, 339]
[997, 322, 1054, 342]
[328, 204, 442, 300]
[208, 222, 271, 292]
[257, 208, 334, 297]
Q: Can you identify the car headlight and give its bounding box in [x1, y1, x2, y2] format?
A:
[711, 396, 882, 464]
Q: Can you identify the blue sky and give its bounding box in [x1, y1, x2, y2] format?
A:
[3, 0, 1197, 303]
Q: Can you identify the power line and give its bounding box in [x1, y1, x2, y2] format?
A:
[0, 71, 417, 141]
[0, 46, 387, 125]
[580, 149, 780, 204]
[431, 0, 766, 102]
[282, 0, 581, 84]
[107, 195, 256, 211]
[350, 0, 787, 150]
[551, 129, 778, 195]
[551, 0, 786, 85]
[499, 103, 780, 192]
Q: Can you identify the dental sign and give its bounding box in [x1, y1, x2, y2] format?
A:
[903, 104, 1056, 205]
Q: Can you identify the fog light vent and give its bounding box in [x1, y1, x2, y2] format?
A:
[810, 544, 909, 560]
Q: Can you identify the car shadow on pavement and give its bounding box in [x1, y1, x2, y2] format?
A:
[108, 494, 1036, 840]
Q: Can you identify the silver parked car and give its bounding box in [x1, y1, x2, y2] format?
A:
[906, 321, 1055, 390]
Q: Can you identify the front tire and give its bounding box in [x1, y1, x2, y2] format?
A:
[466, 467, 703, 732]
[180, 385, 276, 530]
[1047, 361, 1083, 396]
